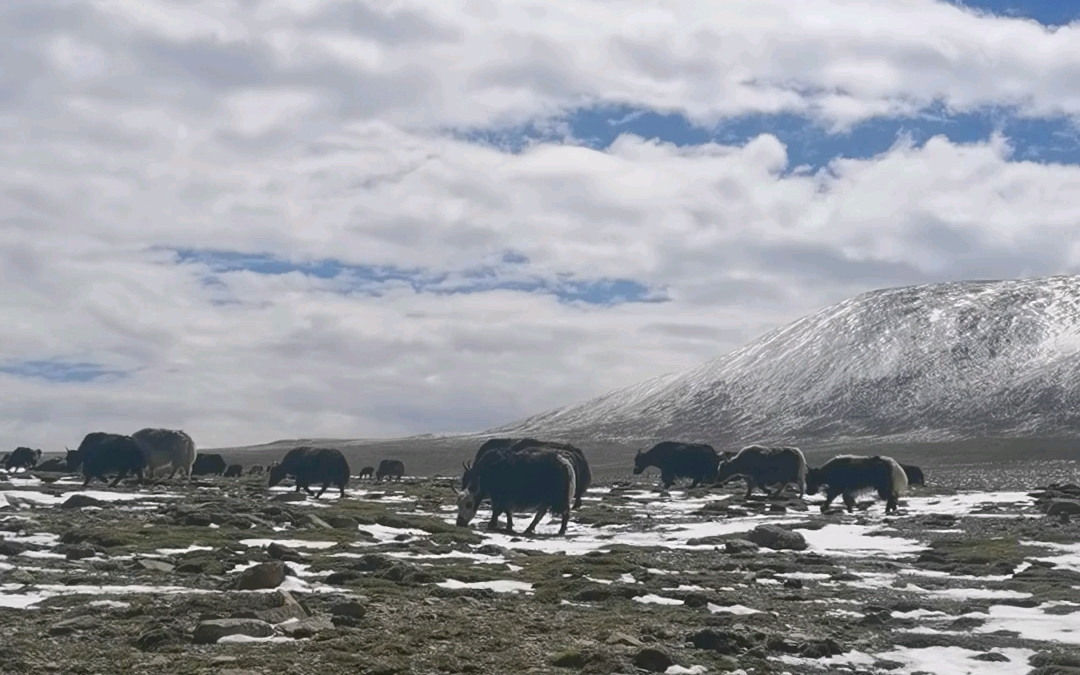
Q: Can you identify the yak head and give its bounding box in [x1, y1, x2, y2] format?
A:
[804, 468, 824, 495]
[632, 449, 649, 475]
[455, 486, 481, 528]
[268, 462, 289, 488]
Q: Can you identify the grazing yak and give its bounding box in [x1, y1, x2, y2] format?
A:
[247, 464, 265, 476]
[902, 464, 925, 487]
[132, 428, 196, 479]
[715, 445, 808, 498]
[456, 445, 577, 536]
[67, 433, 147, 487]
[358, 466, 375, 480]
[269, 447, 350, 498]
[4, 447, 42, 472]
[224, 464, 243, 478]
[191, 453, 227, 476]
[633, 442, 719, 489]
[806, 454, 908, 515]
[35, 457, 68, 472]
[463, 438, 592, 508]
[375, 459, 405, 482]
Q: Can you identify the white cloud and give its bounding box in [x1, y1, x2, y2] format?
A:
[2, 0, 1080, 450]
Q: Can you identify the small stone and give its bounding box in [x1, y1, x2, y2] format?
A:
[279, 614, 334, 638]
[271, 492, 307, 502]
[182, 513, 213, 527]
[746, 524, 808, 551]
[724, 539, 759, 554]
[329, 601, 366, 619]
[48, 615, 97, 636]
[300, 514, 333, 529]
[605, 631, 642, 647]
[60, 494, 105, 509]
[1047, 500, 1080, 516]
[971, 652, 1010, 662]
[551, 650, 588, 668]
[137, 559, 175, 573]
[0, 540, 26, 556]
[256, 590, 308, 624]
[633, 648, 674, 672]
[267, 542, 306, 563]
[61, 545, 96, 561]
[235, 561, 286, 590]
[192, 618, 275, 645]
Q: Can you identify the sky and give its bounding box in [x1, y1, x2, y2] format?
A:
[2, 0, 1080, 450]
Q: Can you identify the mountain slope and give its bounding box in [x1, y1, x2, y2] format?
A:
[490, 276, 1080, 447]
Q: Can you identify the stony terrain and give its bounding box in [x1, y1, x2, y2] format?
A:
[2, 461, 1080, 675]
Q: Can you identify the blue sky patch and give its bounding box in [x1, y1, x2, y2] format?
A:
[461, 104, 1080, 171]
[0, 359, 127, 383]
[172, 249, 663, 306]
[954, 0, 1080, 25]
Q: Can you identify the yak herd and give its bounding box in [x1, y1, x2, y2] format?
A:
[1, 431, 927, 538]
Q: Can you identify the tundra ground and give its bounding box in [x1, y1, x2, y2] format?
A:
[1, 461, 1080, 675]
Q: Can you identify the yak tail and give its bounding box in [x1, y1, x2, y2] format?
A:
[556, 455, 577, 515]
[883, 455, 908, 497]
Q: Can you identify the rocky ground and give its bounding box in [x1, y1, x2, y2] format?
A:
[2, 462, 1080, 675]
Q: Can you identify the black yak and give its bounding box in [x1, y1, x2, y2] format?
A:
[456, 446, 576, 535]
[191, 453, 227, 476]
[132, 428, 196, 479]
[269, 447, 349, 498]
[67, 433, 147, 487]
[901, 464, 925, 487]
[248, 464, 265, 476]
[224, 464, 243, 477]
[806, 455, 908, 515]
[632, 442, 719, 489]
[4, 447, 42, 472]
[715, 445, 808, 498]
[358, 466, 375, 480]
[375, 459, 405, 482]
[35, 457, 68, 472]
[463, 438, 591, 508]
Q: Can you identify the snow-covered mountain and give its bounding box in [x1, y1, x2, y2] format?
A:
[489, 276, 1080, 448]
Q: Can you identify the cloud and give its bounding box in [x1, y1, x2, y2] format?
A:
[1, 0, 1080, 451]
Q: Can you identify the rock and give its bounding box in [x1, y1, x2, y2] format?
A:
[325, 515, 359, 529]
[48, 615, 97, 636]
[326, 571, 360, 585]
[135, 628, 176, 651]
[714, 656, 741, 671]
[271, 492, 307, 502]
[267, 542, 306, 563]
[633, 648, 674, 672]
[9, 570, 34, 584]
[725, 539, 760, 554]
[61, 545, 96, 560]
[60, 494, 105, 509]
[330, 601, 366, 619]
[137, 559, 175, 573]
[256, 590, 309, 624]
[279, 614, 334, 638]
[182, 513, 214, 527]
[551, 650, 587, 668]
[605, 631, 643, 647]
[0, 540, 26, 556]
[235, 561, 287, 590]
[689, 629, 751, 654]
[972, 652, 1010, 662]
[1047, 500, 1080, 516]
[746, 525, 808, 551]
[192, 618, 275, 645]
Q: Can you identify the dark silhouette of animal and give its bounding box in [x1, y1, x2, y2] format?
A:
[35, 457, 68, 472]
[5, 447, 42, 472]
[0, 453, 8, 466]
[375, 459, 405, 482]
[67, 433, 147, 487]
[224, 464, 243, 477]
[132, 428, 196, 479]
[901, 464, 925, 487]
[632, 442, 719, 488]
[463, 438, 591, 508]
[806, 455, 908, 515]
[248, 464, 264, 475]
[269, 447, 349, 498]
[191, 453, 227, 476]
[358, 466, 375, 480]
[715, 445, 808, 498]
[456, 446, 576, 535]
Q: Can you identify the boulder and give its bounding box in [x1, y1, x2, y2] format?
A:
[746, 525, 808, 551]
[192, 619, 275, 645]
[235, 561, 287, 590]
[60, 495, 106, 509]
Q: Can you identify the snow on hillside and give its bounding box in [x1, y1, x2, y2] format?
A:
[490, 276, 1080, 446]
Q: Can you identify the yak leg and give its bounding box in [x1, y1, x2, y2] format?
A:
[83, 474, 93, 487]
[573, 496, 582, 510]
[339, 483, 346, 498]
[525, 507, 548, 535]
[558, 508, 570, 535]
[660, 471, 675, 489]
[315, 483, 328, 498]
[885, 494, 898, 514]
[744, 478, 757, 500]
[487, 508, 501, 531]
[689, 476, 700, 489]
[302, 482, 315, 496]
[109, 470, 126, 487]
[504, 511, 515, 534]
[821, 489, 840, 513]
[842, 491, 856, 513]
[769, 481, 788, 498]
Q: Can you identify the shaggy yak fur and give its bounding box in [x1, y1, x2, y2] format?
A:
[357, 466, 375, 480]
[67, 433, 147, 487]
[456, 446, 576, 536]
[131, 428, 196, 479]
[901, 464, 925, 487]
[224, 464, 243, 478]
[4, 447, 42, 472]
[632, 441, 719, 489]
[463, 438, 591, 508]
[191, 453, 227, 476]
[375, 459, 406, 482]
[269, 447, 350, 498]
[715, 445, 808, 498]
[806, 454, 908, 514]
